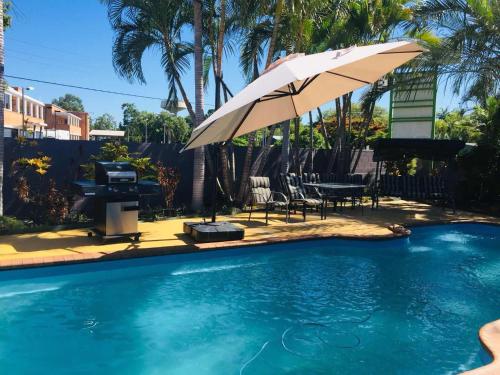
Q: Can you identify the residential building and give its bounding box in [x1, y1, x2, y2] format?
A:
[3, 86, 47, 138]
[89, 129, 125, 141]
[70, 111, 90, 140]
[45, 104, 84, 140]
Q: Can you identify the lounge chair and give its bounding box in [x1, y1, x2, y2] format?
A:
[248, 176, 289, 225]
[279, 173, 324, 221]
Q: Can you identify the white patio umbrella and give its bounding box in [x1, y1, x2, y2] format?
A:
[183, 40, 424, 151]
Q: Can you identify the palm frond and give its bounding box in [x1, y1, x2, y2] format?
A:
[239, 19, 272, 81]
[203, 54, 212, 91]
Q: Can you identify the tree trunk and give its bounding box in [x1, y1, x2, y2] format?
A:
[337, 94, 349, 177]
[220, 143, 233, 201]
[246, 126, 278, 180]
[173, 73, 195, 124]
[236, 131, 255, 204]
[281, 120, 290, 174]
[0, 1, 5, 216]
[236, 0, 283, 204]
[191, 0, 205, 212]
[327, 94, 353, 177]
[265, 0, 284, 68]
[351, 101, 375, 173]
[215, 0, 225, 80]
[293, 117, 301, 175]
[308, 111, 314, 172]
[326, 98, 343, 173]
[317, 108, 330, 149]
[222, 78, 235, 193]
[213, 1, 233, 203]
[253, 126, 277, 176]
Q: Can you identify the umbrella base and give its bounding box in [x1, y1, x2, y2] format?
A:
[183, 221, 244, 242]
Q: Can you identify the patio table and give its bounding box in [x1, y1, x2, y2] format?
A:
[303, 182, 366, 216]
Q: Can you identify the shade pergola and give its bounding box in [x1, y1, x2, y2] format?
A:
[183, 41, 425, 151]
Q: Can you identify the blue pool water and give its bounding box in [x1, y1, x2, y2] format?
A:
[0, 224, 499, 374]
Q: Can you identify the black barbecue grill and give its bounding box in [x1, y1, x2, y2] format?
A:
[73, 161, 160, 241]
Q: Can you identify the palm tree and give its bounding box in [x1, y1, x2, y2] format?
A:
[413, 0, 499, 105]
[279, 0, 326, 175]
[103, 0, 196, 123]
[205, 0, 238, 203]
[265, 0, 284, 67]
[192, 0, 206, 211]
[102, 0, 207, 211]
[235, 0, 283, 204]
[314, 0, 415, 176]
[237, 0, 325, 200]
[0, 0, 4, 216]
[235, 16, 271, 202]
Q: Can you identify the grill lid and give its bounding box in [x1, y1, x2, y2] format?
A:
[95, 161, 138, 185]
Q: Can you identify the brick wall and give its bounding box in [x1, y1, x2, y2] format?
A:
[70, 111, 90, 140]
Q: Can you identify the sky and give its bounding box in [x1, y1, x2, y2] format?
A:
[5, 0, 462, 124]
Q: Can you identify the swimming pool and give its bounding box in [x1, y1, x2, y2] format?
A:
[0, 223, 498, 374]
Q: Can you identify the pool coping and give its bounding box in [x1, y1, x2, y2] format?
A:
[0, 223, 408, 271]
[462, 320, 500, 375]
[0, 218, 497, 271]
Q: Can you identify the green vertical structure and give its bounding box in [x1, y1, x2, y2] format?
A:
[389, 72, 437, 139]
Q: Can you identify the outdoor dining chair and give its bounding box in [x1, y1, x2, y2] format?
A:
[248, 176, 289, 225]
[279, 173, 324, 221]
[303, 173, 350, 212]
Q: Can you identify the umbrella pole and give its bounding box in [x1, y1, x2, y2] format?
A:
[211, 143, 219, 222]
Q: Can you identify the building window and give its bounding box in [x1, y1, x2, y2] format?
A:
[39, 106, 44, 119]
[4, 94, 11, 110]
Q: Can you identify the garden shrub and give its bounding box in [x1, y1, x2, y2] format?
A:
[156, 162, 180, 208]
[0, 216, 27, 233]
[81, 141, 156, 180]
[457, 97, 500, 206]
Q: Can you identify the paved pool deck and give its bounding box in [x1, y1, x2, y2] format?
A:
[0, 198, 498, 374]
[0, 198, 497, 270]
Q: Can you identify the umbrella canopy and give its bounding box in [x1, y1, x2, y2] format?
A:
[183, 41, 424, 151]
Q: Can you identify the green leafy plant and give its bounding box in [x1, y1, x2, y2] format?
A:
[12, 154, 52, 204]
[0, 216, 27, 234]
[384, 157, 417, 176]
[44, 179, 69, 225]
[13, 155, 51, 176]
[81, 141, 156, 180]
[457, 97, 500, 206]
[11, 154, 70, 224]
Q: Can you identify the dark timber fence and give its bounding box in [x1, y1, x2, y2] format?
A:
[3, 139, 378, 218]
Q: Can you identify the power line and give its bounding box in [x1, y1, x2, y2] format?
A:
[4, 74, 164, 100]
[8, 37, 96, 60]
[6, 54, 98, 75]
[6, 48, 105, 70]
[4, 74, 217, 107]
